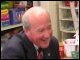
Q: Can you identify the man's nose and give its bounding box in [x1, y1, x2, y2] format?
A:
[43, 31, 50, 38]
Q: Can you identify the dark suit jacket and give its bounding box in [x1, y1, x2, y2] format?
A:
[1, 31, 60, 59]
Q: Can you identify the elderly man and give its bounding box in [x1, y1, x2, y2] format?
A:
[1, 7, 60, 59]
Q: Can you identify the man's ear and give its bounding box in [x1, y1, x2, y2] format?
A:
[24, 29, 31, 37]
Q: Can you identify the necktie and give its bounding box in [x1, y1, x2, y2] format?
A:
[37, 48, 43, 59]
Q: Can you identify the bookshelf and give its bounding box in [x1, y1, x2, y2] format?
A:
[58, 1, 79, 42]
[1, 1, 33, 32]
[1, 1, 33, 52]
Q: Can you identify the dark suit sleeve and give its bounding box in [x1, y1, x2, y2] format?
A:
[1, 47, 22, 59]
[50, 36, 60, 59]
[1, 36, 25, 59]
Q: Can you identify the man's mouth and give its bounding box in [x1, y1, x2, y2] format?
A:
[41, 38, 50, 42]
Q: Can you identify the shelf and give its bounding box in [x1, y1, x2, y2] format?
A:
[59, 6, 79, 10]
[60, 29, 76, 33]
[61, 57, 72, 59]
[59, 1, 79, 43]
[59, 18, 79, 22]
[1, 23, 22, 31]
[59, 18, 72, 21]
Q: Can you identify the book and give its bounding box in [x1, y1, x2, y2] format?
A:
[1, 1, 9, 9]
[9, 8, 25, 25]
[1, 9, 9, 20]
[1, 20, 10, 27]
[1, 9, 10, 27]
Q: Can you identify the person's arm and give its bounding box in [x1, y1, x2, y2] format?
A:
[1, 36, 25, 59]
[1, 47, 22, 59]
[51, 36, 60, 59]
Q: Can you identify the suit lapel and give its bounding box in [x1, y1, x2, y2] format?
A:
[18, 31, 37, 59]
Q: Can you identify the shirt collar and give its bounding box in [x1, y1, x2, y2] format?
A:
[33, 44, 38, 51]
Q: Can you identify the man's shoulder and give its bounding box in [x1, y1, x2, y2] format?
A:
[9, 31, 25, 42]
[7, 31, 34, 49]
[3, 31, 24, 49]
[51, 36, 59, 43]
[50, 36, 59, 47]
[1, 31, 26, 59]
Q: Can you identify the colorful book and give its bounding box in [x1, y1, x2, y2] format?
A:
[1, 20, 10, 27]
[9, 8, 25, 25]
[1, 1, 9, 9]
[1, 9, 10, 27]
[1, 9, 9, 20]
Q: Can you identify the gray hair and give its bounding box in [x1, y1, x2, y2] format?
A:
[21, 7, 50, 31]
[21, 15, 31, 30]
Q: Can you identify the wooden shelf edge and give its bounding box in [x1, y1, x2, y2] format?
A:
[1, 23, 22, 31]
